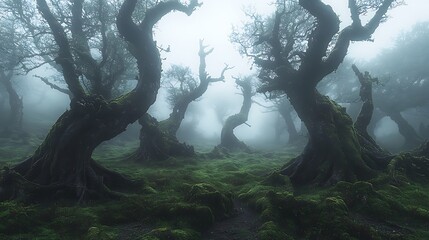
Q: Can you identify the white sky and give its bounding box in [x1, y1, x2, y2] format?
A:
[156, 0, 429, 71]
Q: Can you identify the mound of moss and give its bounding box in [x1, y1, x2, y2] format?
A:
[186, 183, 234, 220]
[141, 227, 199, 240]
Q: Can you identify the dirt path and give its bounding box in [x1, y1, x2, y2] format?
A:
[202, 200, 261, 240]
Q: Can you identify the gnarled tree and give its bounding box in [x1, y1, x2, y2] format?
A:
[370, 22, 429, 148]
[0, 0, 199, 201]
[0, 17, 29, 136]
[2, 0, 137, 100]
[233, 0, 398, 186]
[217, 76, 254, 152]
[129, 40, 231, 162]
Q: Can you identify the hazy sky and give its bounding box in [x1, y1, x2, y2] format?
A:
[156, 0, 429, 72]
[151, 0, 429, 142]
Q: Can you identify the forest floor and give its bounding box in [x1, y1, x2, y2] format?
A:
[0, 137, 429, 240]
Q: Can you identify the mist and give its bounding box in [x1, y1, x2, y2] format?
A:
[1, 1, 429, 239]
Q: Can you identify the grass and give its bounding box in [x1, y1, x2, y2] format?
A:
[0, 138, 429, 240]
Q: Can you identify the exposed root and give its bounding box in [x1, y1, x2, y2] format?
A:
[0, 157, 140, 202]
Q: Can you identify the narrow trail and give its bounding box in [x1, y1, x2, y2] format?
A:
[202, 199, 261, 240]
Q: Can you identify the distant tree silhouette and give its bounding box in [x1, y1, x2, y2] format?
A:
[216, 76, 254, 152]
[129, 40, 232, 162]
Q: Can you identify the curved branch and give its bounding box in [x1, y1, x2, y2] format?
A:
[36, 0, 85, 99]
[322, 0, 395, 76]
[208, 64, 234, 83]
[35, 75, 72, 98]
[298, 0, 339, 81]
[141, 0, 202, 31]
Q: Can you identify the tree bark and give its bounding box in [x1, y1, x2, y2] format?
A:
[217, 78, 253, 152]
[249, 0, 396, 186]
[1, 96, 144, 201]
[128, 114, 195, 163]
[0, 71, 23, 135]
[132, 40, 228, 162]
[281, 87, 390, 186]
[0, 0, 200, 201]
[278, 100, 301, 144]
[386, 111, 422, 149]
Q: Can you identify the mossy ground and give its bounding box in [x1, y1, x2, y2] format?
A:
[0, 138, 428, 239]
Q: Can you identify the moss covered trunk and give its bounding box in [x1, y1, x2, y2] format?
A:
[0, 96, 146, 201]
[282, 89, 389, 186]
[128, 114, 194, 163]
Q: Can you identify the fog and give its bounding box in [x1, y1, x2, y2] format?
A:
[2, 0, 429, 152]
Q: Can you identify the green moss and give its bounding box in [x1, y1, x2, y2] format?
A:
[185, 183, 233, 220]
[95, 196, 150, 225]
[314, 197, 351, 239]
[85, 226, 116, 240]
[0, 201, 38, 234]
[262, 171, 292, 187]
[258, 221, 292, 240]
[50, 207, 99, 236]
[141, 227, 199, 240]
[389, 154, 429, 184]
[2, 142, 429, 239]
[165, 203, 214, 230]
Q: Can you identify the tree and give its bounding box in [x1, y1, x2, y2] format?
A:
[277, 98, 302, 144]
[366, 22, 429, 148]
[2, 0, 137, 100]
[0, 0, 200, 201]
[129, 40, 231, 162]
[0, 17, 28, 136]
[217, 76, 254, 152]
[233, 0, 398, 186]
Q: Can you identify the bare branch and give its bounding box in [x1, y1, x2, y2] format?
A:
[35, 74, 72, 97]
[209, 64, 234, 82]
[37, 0, 85, 99]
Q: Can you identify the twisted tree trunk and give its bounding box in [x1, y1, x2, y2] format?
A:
[386, 111, 422, 149]
[217, 78, 253, 152]
[278, 100, 301, 144]
[281, 88, 390, 186]
[0, 71, 23, 135]
[130, 40, 229, 162]
[2, 96, 142, 201]
[128, 113, 195, 162]
[0, 0, 200, 201]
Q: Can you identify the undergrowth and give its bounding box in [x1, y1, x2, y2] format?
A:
[0, 140, 428, 240]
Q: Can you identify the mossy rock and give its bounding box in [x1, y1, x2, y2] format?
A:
[166, 203, 214, 230]
[266, 191, 319, 225]
[186, 183, 233, 220]
[95, 196, 150, 225]
[218, 162, 240, 171]
[50, 207, 99, 236]
[85, 226, 116, 240]
[388, 154, 429, 184]
[262, 171, 292, 187]
[141, 227, 199, 240]
[258, 221, 292, 240]
[0, 201, 38, 234]
[313, 197, 352, 239]
[329, 181, 396, 219]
